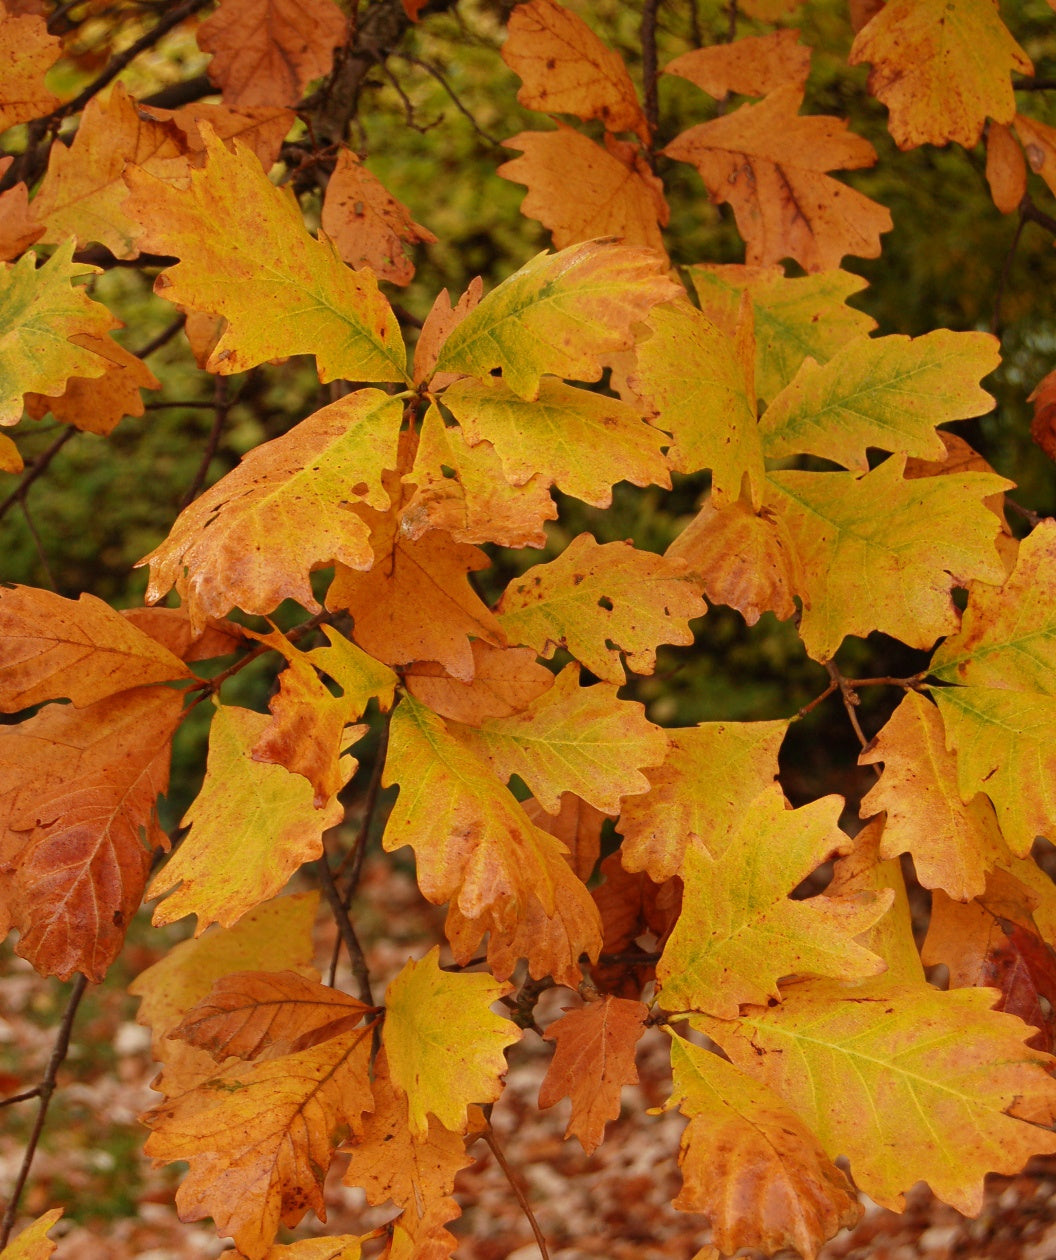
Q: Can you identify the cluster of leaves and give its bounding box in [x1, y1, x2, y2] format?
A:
[4, 1, 1056, 1258]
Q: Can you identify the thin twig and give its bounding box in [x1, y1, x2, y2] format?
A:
[825, 661, 874, 761]
[640, 0, 661, 142]
[481, 1127, 551, 1260]
[134, 315, 187, 361]
[0, 974, 89, 1250]
[1006, 497, 1045, 527]
[178, 376, 231, 509]
[316, 852, 375, 1006]
[0, 428, 75, 525]
[991, 205, 1028, 336]
[396, 54, 504, 146]
[19, 498, 58, 592]
[0, 1088, 42, 1110]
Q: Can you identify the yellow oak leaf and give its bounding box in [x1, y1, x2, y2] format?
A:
[686, 264, 875, 403]
[442, 375, 670, 508]
[0, 3, 59, 131]
[450, 663, 669, 815]
[499, 125, 668, 255]
[501, 0, 649, 144]
[0, 157, 43, 262]
[630, 298, 763, 505]
[129, 891, 319, 1097]
[767, 454, 1010, 661]
[321, 148, 436, 286]
[32, 82, 188, 259]
[616, 719, 788, 881]
[383, 947, 519, 1135]
[859, 690, 1003, 900]
[143, 1024, 374, 1260]
[432, 240, 678, 400]
[23, 328, 159, 435]
[664, 83, 891, 272]
[124, 126, 408, 384]
[538, 996, 648, 1154]
[197, 0, 348, 108]
[149, 702, 345, 933]
[496, 533, 705, 684]
[665, 1034, 861, 1260]
[0, 242, 117, 425]
[139, 388, 403, 633]
[401, 401, 556, 549]
[657, 787, 889, 1017]
[665, 29, 812, 99]
[0, 585, 190, 712]
[247, 1239, 372, 1260]
[704, 977, 1056, 1215]
[759, 330, 1000, 470]
[0, 431, 20, 471]
[0, 1209, 63, 1260]
[404, 641, 554, 725]
[849, 0, 1031, 150]
[171, 969, 374, 1060]
[0, 686, 182, 981]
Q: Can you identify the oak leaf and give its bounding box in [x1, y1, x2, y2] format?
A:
[0, 2, 59, 131]
[767, 454, 1010, 660]
[246, 1239, 372, 1259]
[522, 791, 604, 883]
[443, 374, 670, 508]
[664, 84, 891, 272]
[412, 277, 482, 390]
[705, 977, 1056, 1214]
[538, 996, 648, 1153]
[150, 101, 295, 170]
[404, 641, 554, 726]
[383, 947, 519, 1135]
[197, 0, 347, 107]
[0, 686, 182, 980]
[665, 30, 811, 99]
[124, 127, 408, 384]
[0, 585, 190, 712]
[656, 787, 889, 1017]
[321, 148, 436, 285]
[0, 1209, 63, 1260]
[496, 534, 706, 684]
[987, 120, 1027, 213]
[139, 388, 403, 633]
[502, 0, 649, 144]
[759, 330, 1000, 470]
[171, 970, 374, 1061]
[143, 1024, 374, 1260]
[687, 263, 875, 403]
[0, 157, 42, 261]
[149, 702, 345, 933]
[120, 606, 244, 663]
[0, 432, 20, 471]
[432, 240, 678, 400]
[666, 1034, 861, 1260]
[1014, 113, 1056, 199]
[848, 0, 1031, 150]
[450, 663, 668, 815]
[590, 850, 679, 996]
[498, 126, 668, 254]
[616, 719, 788, 881]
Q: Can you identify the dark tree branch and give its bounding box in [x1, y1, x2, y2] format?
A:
[640, 0, 661, 143]
[481, 1127, 551, 1260]
[178, 375, 233, 509]
[316, 851, 375, 1006]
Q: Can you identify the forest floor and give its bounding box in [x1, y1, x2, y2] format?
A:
[3, 854, 1056, 1260]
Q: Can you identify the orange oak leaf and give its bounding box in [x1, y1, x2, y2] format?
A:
[450, 662, 668, 815]
[502, 0, 649, 144]
[522, 791, 605, 883]
[412, 276, 482, 389]
[0, 432, 20, 472]
[124, 126, 408, 384]
[704, 977, 1056, 1215]
[496, 533, 706, 684]
[665, 496, 802, 627]
[404, 641, 554, 725]
[849, 0, 1031, 150]
[32, 82, 188, 259]
[321, 148, 436, 286]
[23, 328, 159, 435]
[0, 157, 42, 261]
[138, 388, 403, 633]
[383, 947, 519, 1135]
[859, 690, 1004, 900]
[148, 702, 345, 933]
[0, 686, 182, 981]
[665, 30, 811, 99]
[1014, 113, 1056, 200]
[498, 125, 668, 254]
[987, 121, 1027, 213]
[665, 1034, 861, 1260]
[149, 101, 295, 170]
[442, 375, 671, 508]
[664, 84, 891, 272]
[400, 402, 556, 549]
[0, 585, 190, 712]
[197, 0, 347, 108]
[0, 1209, 63, 1260]
[120, 606, 245, 663]
[0, 2, 59, 131]
[589, 850, 679, 997]
[130, 891, 320, 1098]
[326, 507, 504, 684]
[432, 240, 678, 400]
[143, 1023, 374, 1260]
[244, 1238, 374, 1259]
[616, 719, 788, 881]
[656, 787, 889, 1017]
[170, 969, 374, 1061]
[0, 242, 118, 425]
[538, 996, 648, 1153]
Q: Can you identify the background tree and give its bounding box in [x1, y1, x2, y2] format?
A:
[3, 1, 1056, 1258]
